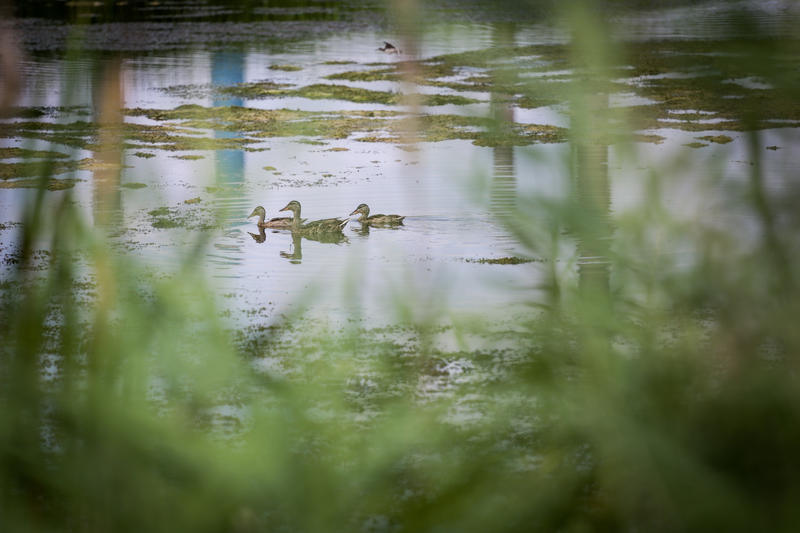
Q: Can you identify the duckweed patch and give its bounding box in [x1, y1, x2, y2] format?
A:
[0, 160, 83, 180]
[269, 64, 302, 71]
[326, 68, 399, 82]
[0, 148, 69, 160]
[220, 82, 480, 106]
[218, 81, 291, 98]
[0, 177, 80, 190]
[147, 203, 218, 231]
[132, 151, 156, 158]
[698, 135, 733, 144]
[465, 257, 537, 265]
[291, 84, 400, 105]
[684, 142, 708, 149]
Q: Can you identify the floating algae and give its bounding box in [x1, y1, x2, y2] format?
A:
[697, 135, 733, 144]
[0, 177, 80, 190]
[0, 160, 84, 180]
[0, 148, 69, 160]
[269, 64, 302, 72]
[148, 203, 217, 231]
[465, 257, 537, 265]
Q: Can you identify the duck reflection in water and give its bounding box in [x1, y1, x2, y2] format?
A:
[248, 227, 267, 243]
[279, 231, 349, 264]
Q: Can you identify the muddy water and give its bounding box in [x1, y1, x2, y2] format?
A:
[2, 0, 799, 331]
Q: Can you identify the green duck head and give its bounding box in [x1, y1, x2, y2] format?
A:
[349, 203, 369, 217]
[279, 200, 302, 217]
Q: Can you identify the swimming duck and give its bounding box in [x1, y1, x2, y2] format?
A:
[349, 203, 405, 226]
[378, 41, 401, 54]
[279, 200, 348, 234]
[248, 205, 305, 229]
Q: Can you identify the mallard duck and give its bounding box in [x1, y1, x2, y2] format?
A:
[248, 205, 305, 229]
[349, 203, 405, 226]
[279, 200, 348, 234]
[378, 41, 401, 54]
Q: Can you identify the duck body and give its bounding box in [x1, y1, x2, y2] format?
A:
[279, 200, 348, 234]
[248, 206, 306, 229]
[349, 203, 405, 226]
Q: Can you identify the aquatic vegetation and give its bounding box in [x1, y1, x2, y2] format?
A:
[0, 177, 80, 190]
[121, 182, 147, 189]
[464, 256, 536, 265]
[287, 83, 473, 106]
[217, 80, 291, 98]
[148, 202, 218, 230]
[0, 160, 83, 180]
[325, 67, 399, 82]
[268, 64, 302, 71]
[0, 147, 68, 160]
[698, 134, 733, 144]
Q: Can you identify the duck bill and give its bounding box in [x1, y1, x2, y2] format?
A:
[349, 208, 359, 216]
[279, 204, 290, 212]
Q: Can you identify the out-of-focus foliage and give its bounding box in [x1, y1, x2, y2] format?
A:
[2, 1, 800, 532]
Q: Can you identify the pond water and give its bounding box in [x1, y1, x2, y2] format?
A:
[2, 0, 799, 333]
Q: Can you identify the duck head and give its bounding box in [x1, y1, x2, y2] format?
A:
[248, 206, 266, 218]
[349, 203, 370, 217]
[279, 200, 302, 216]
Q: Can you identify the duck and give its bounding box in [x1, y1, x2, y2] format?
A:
[279, 200, 348, 234]
[349, 203, 405, 226]
[378, 41, 401, 54]
[248, 205, 305, 229]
